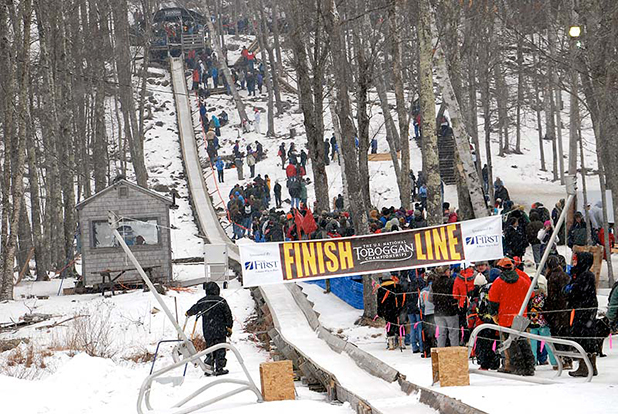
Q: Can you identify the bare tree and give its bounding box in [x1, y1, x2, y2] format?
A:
[417, 0, 441, 226]
[1, 0, 32, 300]
[323, 0, 374, 319]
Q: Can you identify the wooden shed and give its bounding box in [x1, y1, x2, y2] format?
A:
[76, 179, 173, 288]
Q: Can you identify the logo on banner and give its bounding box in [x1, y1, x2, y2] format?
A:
[244, 260, 279, 271]
[465, 235, 501, 247]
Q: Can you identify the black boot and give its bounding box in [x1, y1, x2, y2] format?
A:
[568, 357, 589, 377]
[591, 354, 598, 376]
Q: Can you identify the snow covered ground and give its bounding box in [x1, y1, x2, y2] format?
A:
[300, 282, 618, 414]
[0, 278, 355, 414]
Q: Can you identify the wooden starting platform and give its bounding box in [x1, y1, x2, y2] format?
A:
[368, 152, 400, 162]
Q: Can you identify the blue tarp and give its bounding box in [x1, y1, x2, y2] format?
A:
[306, 276, 364, 309]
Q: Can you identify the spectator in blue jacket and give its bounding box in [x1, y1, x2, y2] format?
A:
[215, 157, 225, 183]
[211, 115, 221, 137]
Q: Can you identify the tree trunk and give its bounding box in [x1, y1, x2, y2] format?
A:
[328, 96, 349, 208]
[532, 35, 547, 172]
[375, 66, 403, 193]
[479, 22, 495, 206]
[545, 77, 559, 182]
[390, 0, 411, 209]
[2, 0, 32, 300]
[417, 0, 441, 226]
[254, 6, 275, 136]
[16, 202, 33, 278]
[26, 119, 49, 281]
[323, 0, 373, 318]
[137, 0, 154, 156]
[432, 18, 487, 219]
[272, 1, 284, 71]
[515, 35, 523, 154]
[286, 1, 330, 213]
[203, 3, 249, 124]
[548, 25, 565, 184]
[258, 1, 283, 116]
[353, 26, 372, 209]
[112, 0, 148, 187]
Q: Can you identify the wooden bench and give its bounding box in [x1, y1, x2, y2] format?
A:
[94, 266, 160, 295]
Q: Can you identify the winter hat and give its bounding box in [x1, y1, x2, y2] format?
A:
[414, 209, 422, 218]
[544, 220, 552, 227]
[474, 274, 488, 287]
[496, 257, 514, 270]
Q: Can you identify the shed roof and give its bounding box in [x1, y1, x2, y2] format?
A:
[75, 179, 173, 210]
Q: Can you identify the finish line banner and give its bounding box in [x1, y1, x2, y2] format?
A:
[240, 215, 503, 287]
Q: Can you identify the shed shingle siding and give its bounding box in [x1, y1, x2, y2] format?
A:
[78, 184, 173, 286]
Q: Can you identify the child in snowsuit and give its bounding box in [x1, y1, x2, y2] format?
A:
[186, 282, 233, 376]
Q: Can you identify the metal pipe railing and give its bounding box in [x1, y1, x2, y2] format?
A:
[137, 342, 263, 414]
[467, 323, 593, 382]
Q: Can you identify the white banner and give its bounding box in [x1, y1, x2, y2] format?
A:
[240, 215, 504, 287]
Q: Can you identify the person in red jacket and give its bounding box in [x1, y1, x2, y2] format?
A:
[453, 266, 475, 345]
[598, 227, 615, 260]
[488, 257, 535, 376]
[453, 267, 475, 308]
[192, 68, 200, 90]
[285, 163, 297, 179]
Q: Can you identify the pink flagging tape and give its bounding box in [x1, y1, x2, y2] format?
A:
[435, 325, 440, 338]
[540, 341, 545, 353]
[492, 340, 497, 352]
[414, 322, 420, 329]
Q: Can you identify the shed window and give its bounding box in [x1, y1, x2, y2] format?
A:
[118, 186, 129, 198]
[92, 218, 160, 248]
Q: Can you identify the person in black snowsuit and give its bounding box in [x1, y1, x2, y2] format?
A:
[335, 194, 344, 210]
[567, 211, 588, 249]
[401, 269, 425, 352]
[323, 139, 330, 166]
[186, 282, 233, 376]
[274, 181, 282, 208]
[377, 276, 405, 349]
[494, 178, 510, 202]
[503, 217, 528, 258]
[566, 252, 599, 377]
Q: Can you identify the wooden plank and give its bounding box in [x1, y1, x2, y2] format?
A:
[431, 347, 470, 387]
[259, 360, 295, 401]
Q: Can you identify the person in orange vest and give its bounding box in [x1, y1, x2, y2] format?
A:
[488, 257, 535, 376]
[453, 266, 475, 345]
